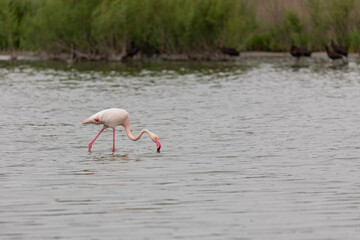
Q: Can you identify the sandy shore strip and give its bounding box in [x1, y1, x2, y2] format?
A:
[0, 51, 358, 62]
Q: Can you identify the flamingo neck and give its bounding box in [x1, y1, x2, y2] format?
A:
[123, 118, 151, 141]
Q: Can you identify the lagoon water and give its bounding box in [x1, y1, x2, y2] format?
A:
[1, 58, 360, 239]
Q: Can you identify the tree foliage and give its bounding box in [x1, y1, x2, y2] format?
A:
[1, 0, 360, 58]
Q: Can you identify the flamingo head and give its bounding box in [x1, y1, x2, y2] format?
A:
[149, 132, 161, 152]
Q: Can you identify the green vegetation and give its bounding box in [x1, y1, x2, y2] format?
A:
[1, 0, 360, 60]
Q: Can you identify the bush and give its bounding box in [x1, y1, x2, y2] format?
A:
[246, 33, 271, 51]
[2, 0, 360, 57]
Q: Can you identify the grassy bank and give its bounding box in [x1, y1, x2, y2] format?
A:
[1, 0, 359, 60]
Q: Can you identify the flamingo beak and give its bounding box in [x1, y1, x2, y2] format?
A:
[81, 117, 91, 124]
[155, 138, 161, 153]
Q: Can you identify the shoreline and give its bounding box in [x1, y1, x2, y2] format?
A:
[0, 51, 358, 62]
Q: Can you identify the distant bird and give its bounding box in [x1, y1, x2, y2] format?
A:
[290, 40, 312, 58]
[219, 47, 240, 56]
[124, 46, 141, 59]
[325, 46, 343, 60]
[81, 108, 161, 152]
[331, 39, 348, 58]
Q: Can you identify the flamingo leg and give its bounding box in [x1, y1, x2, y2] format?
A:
[113, 129, 116, 152]
[88, 128, 104, 152]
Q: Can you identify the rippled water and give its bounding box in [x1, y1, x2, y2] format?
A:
[1, 58, 360, 239]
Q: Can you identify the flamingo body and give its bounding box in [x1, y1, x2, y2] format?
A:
[81, 108, 161, 152]
[82, 108, 128, 129]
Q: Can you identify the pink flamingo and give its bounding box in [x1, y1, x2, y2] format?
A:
[81, 108, 161, 152]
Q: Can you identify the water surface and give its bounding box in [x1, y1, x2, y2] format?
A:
[1, 58, 360, 239]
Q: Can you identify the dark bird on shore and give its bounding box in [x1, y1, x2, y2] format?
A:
[219, 47, 240, 56]
[290, 41, 312, 58]
[325, 46, 343, 60]
[124, 46, 141, 59]
[330, 39, 348, 58]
